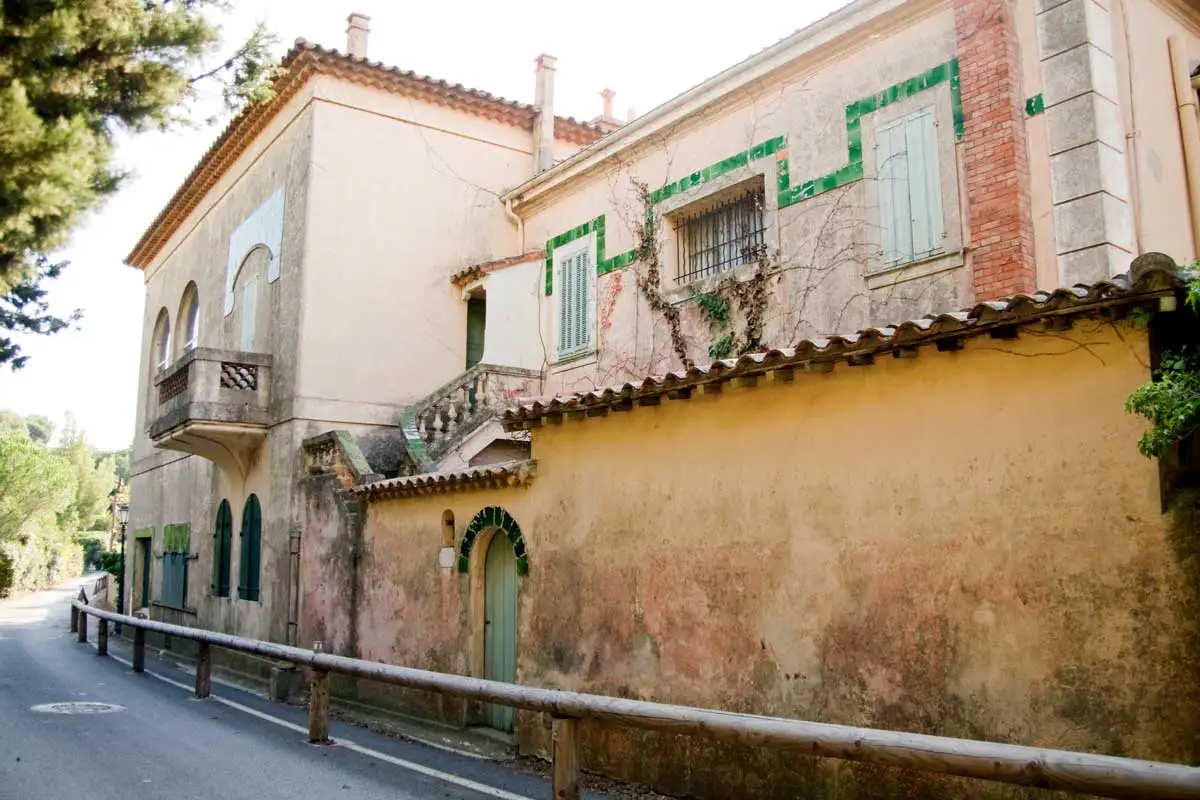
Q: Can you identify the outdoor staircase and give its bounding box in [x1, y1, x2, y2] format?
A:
[398, 364, 542, 475]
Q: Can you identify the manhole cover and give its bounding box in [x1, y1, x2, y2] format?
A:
[30, 702, 124, 715]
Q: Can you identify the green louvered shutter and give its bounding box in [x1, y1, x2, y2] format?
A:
[239, 494, 262, 602]
[212, 500, 232, 597]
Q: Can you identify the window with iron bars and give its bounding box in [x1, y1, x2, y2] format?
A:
[676, 189, 766, 284]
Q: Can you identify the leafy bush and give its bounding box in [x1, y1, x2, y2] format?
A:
[99, 550, 123, 579]
[76, 534, 106, 572]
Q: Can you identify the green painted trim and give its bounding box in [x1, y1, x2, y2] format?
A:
[544, 136, 783, 294]
[777, 59, 961, 208]
[458, 506, 528, 575]
[163, 523, 190, 552]
[133, 527, 154, 540]
[543, 60, 960, 292]
[1025, 93, 1045, 118]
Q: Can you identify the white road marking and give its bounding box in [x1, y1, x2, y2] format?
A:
[100, 649, 531, 800]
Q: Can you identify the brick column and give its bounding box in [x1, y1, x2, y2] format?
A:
[955, 0, 1037, 300]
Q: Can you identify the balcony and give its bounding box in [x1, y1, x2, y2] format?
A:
[149, 348, 272, 478]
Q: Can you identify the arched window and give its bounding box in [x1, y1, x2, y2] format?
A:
[152, 309, 171, 371]
[238, 494, 262, 601]
[178, 283, 200, 353]
[211, 500, 232, 597]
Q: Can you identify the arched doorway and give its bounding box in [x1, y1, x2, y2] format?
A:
[483, 532, 517, 731]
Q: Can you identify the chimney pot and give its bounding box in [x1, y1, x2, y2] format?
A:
[346, 12, 370, 59]
[600, 89, 615, 119]
[533, 54, 558, 173]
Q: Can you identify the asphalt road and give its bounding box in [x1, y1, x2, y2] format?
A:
[0, 578, 598, 800]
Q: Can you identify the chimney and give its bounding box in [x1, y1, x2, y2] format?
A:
[533, 54, 557, 174]
[627, 107, 636, 123]
[600, 89, 615, 119]
[346, 12, 370, 59]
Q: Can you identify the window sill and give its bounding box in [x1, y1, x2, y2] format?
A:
[865, 249, 964, 290]
[666, 260, 774, 305]
[551, 350, 597, 372]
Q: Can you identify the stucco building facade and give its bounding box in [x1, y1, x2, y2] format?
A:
[125, 0, 1200, 796]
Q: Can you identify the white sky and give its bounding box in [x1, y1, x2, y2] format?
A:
[0, 0, 852, 451]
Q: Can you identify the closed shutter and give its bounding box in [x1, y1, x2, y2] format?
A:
[877, 105, 943, 266]
[906, 106, 943, 259]
[239, 494, 262, 602]
[212, 500, 232, 597]
[557, 249, 592, 357]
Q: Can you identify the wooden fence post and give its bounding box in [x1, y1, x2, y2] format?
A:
[195, 642, 212, 698]
[308, 668, 330, 744]
[132, 627, 145, 673]
[97, 618, 108, 656]
[77, 609, 87, 643]
[70, 604, 78, 633]
[552, 716, 581, 800]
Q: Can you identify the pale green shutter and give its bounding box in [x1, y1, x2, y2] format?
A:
[877, 116, 911, 265]
[573, 251, 590, 352]
[878, 106, 942, 266]
[557, 250, 592, 356]
[906, 106, 943, 259]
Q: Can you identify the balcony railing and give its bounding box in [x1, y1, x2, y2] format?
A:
[400, 364, 542, 472]
[148, 348, 272, 476]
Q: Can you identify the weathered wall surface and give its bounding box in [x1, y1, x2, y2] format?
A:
[296, 77, 535, 419]
[518, 2, 973, 397]
[127, 79, 317, 646]
[1117, 0, 1200, 265]
[340, 318, 1197, 798]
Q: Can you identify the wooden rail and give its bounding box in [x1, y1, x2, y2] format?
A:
[70, 599, 1200, 800]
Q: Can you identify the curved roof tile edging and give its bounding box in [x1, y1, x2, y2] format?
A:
[126, 41, 605, 269]
[502, 255, 1184, 429]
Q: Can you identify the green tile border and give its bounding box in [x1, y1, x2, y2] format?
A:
[458, 505, 528, 575]
[544, 59, 961, 295]
[1025, 93, 1045, 118]
[133, 527, 154, 540]
[776, 59, 961, 208]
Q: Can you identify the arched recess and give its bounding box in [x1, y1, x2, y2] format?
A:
[458, 506, 527, 575]
[151, 308, 172, 371]
[229, 245, 271, 352]
[176, 282, 200, 354]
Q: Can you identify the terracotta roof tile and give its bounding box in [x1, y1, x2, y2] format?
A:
[125, 41, 606, 269]
[450, 250, 545, 286]
[502, 255, 1184, 429]
[350, 460, 536, 499]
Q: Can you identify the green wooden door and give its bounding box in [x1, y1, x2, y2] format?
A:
[483, 533, 517, 731]
[140, 542, 151, 609]
[466, 298, 486, 369]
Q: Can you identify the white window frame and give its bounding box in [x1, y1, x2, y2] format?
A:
[875, 104, 945, 268]
[552, 234, 596, 363]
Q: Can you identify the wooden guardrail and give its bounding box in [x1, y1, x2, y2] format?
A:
[70, 599, 1200, 800]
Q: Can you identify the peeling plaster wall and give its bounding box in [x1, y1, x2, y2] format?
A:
[342, 320, 1197, 798]
[127, 82, 317, 649]
[520, 4, 971, 397]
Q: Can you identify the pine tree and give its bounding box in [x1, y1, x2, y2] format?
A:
[0, 0, 277, 368]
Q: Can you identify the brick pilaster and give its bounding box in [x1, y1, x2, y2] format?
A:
[955, 0, 1037, 300]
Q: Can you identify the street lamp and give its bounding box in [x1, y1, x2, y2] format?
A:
[116, 502, 129, 635]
